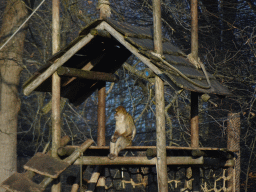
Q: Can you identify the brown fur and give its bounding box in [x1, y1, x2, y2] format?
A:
[108, 106, 136, 160]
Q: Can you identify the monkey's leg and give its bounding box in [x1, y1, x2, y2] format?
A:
[109, 141, 116, 154]
[108, 137, 131, 160]
[108, 141, 117, 160]
[116, 137, 130, 154]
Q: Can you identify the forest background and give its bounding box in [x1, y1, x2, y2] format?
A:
[0, 0, 256, 191]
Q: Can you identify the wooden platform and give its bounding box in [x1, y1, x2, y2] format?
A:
[58, 145, 235, 159]
[62, 145, 232, 151]
[1, 173, 43, 192]
[24, 153, 70, 178]
[56, 145, 236, 168]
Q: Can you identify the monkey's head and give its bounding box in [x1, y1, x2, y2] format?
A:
[114, 106, 127, 120]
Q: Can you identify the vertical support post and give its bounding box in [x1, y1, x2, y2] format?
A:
[191, 92, 199, 148]
[190, 0, 200, 191]
[227, 113, 240, 192]
[52, 0, 61, 191]
[191, 0, 198, 60]
[98, 0, 111, 19]
[153, 0, 168, 191]
[52, 72, 61, 158]
[52, 0, 61, 158]
[97, 82, 106, 146]
[97, 0, 109, 147]
[190, 92, 200, 192]
[96, 1, 110, 189]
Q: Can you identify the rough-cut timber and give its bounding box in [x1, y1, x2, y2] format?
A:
[23, 18, 231, 106]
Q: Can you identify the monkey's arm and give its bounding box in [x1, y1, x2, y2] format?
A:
[111, 132, 119, 143]
[112, 129, 131, 142]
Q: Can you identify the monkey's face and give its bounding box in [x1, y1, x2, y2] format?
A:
[114, 106, 126, 121]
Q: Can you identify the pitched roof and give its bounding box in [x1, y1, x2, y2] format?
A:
[23, 18, 231, 105]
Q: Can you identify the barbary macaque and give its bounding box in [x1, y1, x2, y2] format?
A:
[108, 106, 136, 160]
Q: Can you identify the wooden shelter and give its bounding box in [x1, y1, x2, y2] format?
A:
[2, 18, 235, 192]
[23, 18, 231, 105]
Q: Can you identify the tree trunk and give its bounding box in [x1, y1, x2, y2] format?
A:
[0, 0, 28, 190]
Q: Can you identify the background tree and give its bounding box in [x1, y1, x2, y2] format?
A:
[0, 0, 32, 189]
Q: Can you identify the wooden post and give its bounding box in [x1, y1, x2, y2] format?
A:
[191, 0, 198, 60]
[98, 0, 111, 19]
[97, 0, 110, 147]
[97, 82, 106, 146]
[227, 113, 240, 192]
[95, 1, 110, 190]
[190, 92, 200, 192]
[190, 0, 200, 191]
[191, 92, 199, 148]
[153, 0, 168, 191]
[52, 0, 61, 191]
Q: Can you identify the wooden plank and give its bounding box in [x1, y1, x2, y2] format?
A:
[1, 172, 44, 192]
[24, 153, 70, 179]
[23, 23, 105, 96]
[24, 139, 94, 180]
[38, 139, 94, 189]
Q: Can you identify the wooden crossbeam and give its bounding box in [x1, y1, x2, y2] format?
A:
[57, 66, 119, 82]
[58, 145, 230, 153]
[74, 156, 204, 166]
[73, 156, 234, 167]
